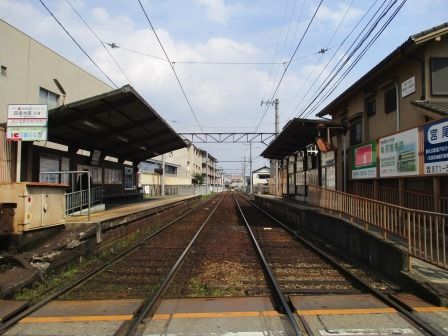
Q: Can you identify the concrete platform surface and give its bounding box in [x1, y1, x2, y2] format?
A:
[3, 299, 142, 336]
[65, 194, 197, 224]
[143, 297, 291, 336]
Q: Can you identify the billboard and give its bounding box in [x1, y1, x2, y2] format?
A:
[424, 118, 448, 175]
[351, 141, 377, 179]
[379, 128, 419, 177]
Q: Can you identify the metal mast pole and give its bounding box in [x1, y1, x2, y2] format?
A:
[250, 142, 253, 194]
[275, 99, 279, 196]
[205, 151, 209, 194]
[161, 154, 165, 196]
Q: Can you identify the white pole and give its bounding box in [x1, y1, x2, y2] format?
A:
[250, 142, 253, 194]
[161, 154, 165, 196]
[16, 141, 22, 182]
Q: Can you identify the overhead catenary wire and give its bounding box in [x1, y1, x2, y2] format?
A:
[297, 0, 401, 119]
[37, 0, 118, 88]
[64, 0, 134, 87]
[283, 0, 355, 121]
[302, 0, 408, 119]
[137, 0, 203, 131]
[254, 0, 323, 132]
[287, 0, 382, 120]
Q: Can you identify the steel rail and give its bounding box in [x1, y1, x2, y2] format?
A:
[247, 197, 444, 336]
[0, 195, 218, 335]
[232, 194, 303, 336]
[120, 194, 226, 336]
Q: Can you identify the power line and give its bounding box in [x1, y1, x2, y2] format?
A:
[64, 0, 134, 86]
[283, 0, 355, 121]
[106, 43, 169, 62]
[302, 0, 408, 119]
[37, 0, 118, 88]
[137, 0, 203, 131]
[254, 0, 323, 132]
[298, 0, 400, 119]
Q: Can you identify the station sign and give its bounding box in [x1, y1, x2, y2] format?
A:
[6, 104, 48, 141]
[401, 76, 416, 98]
[351, 141, 377, 179]
[424, 118, 448, 175]
[379, 128, 419, 177]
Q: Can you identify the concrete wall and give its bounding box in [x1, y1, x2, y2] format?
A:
[0, 19, 112, 123]
[0, 182, 66, 234]
[254, 196, 409, 280]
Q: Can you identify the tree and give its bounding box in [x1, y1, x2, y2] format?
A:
[192, 172, 204, 185]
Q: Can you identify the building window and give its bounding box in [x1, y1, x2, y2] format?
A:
[431, 57, 448, 95]
[104, 168, 122, 184]
[384, 87, 397, 113]
[165, 165, 177, 176]
[365, 98, 376, 117]
[350, 119, 363, 146]
[39, 87, 59, 109]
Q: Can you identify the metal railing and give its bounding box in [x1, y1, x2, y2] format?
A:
[308, 185, 448, 270]
[65, 187, 103, 216]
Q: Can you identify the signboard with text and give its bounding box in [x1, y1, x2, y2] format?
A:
[379, 128, 419, 177]
[351, 141, 377, 179]
[424, 118, 448, 175]
[7, 104, 48, 141]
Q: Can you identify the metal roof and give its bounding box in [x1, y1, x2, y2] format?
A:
[48, 85, 187, 163]
[261, 118, 340, 159]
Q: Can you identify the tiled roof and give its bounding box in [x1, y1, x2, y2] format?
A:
[411, 100, 448, 116]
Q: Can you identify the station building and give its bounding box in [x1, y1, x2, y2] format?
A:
[262, 22, 448, 213]
[0, 19, 186, 236]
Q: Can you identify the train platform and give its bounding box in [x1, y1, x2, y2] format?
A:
[253, 194, 448, 306]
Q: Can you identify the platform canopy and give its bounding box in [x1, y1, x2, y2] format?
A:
[48, 85, 187, 163]
[261, 118, 340, 160]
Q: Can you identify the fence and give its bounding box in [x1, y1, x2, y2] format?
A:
[308, 185, 448, 270]
[0, 127, 14, 184]
[66, 187, 103, 216]
[142, 184, 224, 197]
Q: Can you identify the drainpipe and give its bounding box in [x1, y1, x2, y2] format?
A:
[395, 79, 401, 131]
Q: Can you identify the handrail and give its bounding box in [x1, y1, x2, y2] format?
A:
[308, 185, 448, 270]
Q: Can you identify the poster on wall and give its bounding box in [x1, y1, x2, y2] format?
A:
[424, 118, 448, 175]
[351, 142, 377, 179]
[379, 128, 419, 177]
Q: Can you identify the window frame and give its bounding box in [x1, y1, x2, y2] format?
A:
[349, 118, 363, 147]
[365, 97, 376, 117]
[430, 57, 448, 96]
[384, 86, 397, 114]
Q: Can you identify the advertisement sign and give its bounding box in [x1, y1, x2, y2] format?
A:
[352, 142, 377, 179]
[424, 118, 448, 175]
[379, 128, 419, 177]
[7, 104, 48, 141]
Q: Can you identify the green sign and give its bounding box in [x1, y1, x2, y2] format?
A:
[351, 141, 377, 179]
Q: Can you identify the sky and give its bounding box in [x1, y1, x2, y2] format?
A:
[0, 0, 447, 176]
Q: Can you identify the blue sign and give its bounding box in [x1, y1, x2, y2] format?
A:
[424, 118, 448, 175]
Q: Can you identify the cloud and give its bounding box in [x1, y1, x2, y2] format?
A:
[315, 2, 363, 26]
[195, 0, 228, 24]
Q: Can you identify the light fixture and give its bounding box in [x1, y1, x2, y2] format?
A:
[140, 146, 147, 150]
[117, 135, 128, 143]
[83, 120, 100, 129]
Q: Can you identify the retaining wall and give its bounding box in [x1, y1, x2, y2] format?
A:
[254, 195, 409, 280]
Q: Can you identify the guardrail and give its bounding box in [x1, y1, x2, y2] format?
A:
[308, 185, 447, 270]
[66, 187, 103, 216]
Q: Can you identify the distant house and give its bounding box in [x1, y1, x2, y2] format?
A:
[252, 166, 270, 194]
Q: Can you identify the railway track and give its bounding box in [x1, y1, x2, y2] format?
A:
[0, 193, 225, 335]
[1, 192, 445, 336]
[233, 193, 443, 336]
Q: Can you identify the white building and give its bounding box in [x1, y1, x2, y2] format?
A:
[252, 166, 270, 194]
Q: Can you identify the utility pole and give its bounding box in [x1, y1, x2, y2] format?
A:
[205, 151, 209, 195]
[261, 98, 280, 196]
[274, 98, 279, 197]
[161, 154, 165, 196]
[242, 155, 246, 192]
[249, 142, 253, 194]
